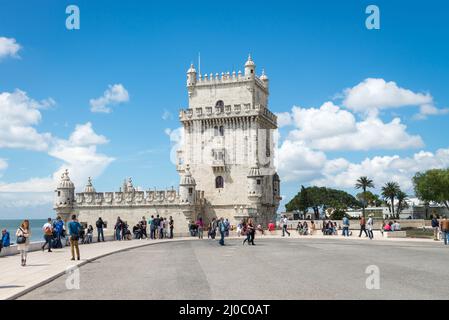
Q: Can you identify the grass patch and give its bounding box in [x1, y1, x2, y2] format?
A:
[403, 228, 434, 239]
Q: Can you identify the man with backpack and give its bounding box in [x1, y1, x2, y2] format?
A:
[52, 216, 64, 248]
[342, 216, 350, 237]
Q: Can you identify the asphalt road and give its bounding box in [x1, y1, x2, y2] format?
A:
[19, 237, 449, 300]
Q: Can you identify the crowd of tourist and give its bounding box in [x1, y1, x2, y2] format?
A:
[4, 212, 449, 267]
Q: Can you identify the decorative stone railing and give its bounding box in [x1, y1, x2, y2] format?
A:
[179, 104, 277, 125]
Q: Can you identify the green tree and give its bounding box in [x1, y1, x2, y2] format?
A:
[396, 190, 408, 216]
[356, 191, 382, 207]
[413, 169, 449, 210]
[355, 176, 375, 217]
[285, 186, 361, 214]
[381, 182, 401, 218]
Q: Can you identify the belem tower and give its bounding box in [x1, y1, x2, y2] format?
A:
[54, 56, 281, 232]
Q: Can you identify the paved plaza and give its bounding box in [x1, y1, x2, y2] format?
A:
[18, 237, 449, 300]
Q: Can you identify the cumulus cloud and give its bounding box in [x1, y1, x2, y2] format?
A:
[276, 140, 327, 182]
[165, 127, 184, 165]
[90, 84, 129, 113]
[0, 37, 21, 60]
[67, 122, 108, 146]
[0, 122, 114, 207]
[311, 148, 449, 193]
[342, 78, 432, 115]
[284, 102, 423, 151]
[275, 111, 293, 128]
[0, 89, 55, 151]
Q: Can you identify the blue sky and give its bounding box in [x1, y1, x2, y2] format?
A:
[0, 0, 448, 218]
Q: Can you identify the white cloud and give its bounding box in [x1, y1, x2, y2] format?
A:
[288, 102, 356, 140]
[0, 123, 114, 204]
[90, 84, 129, 113]
[342, 78, 433, 116]
[284, 102, 423, 151]
[0, 37, 21, 60]
[0, 89, 54, 151]
[67, 122, 108, 146]
[276, 140, 327, 182]
[311, 148, 449, 193]
[275, 111, 293, 128]
[165, 127, 184, 165]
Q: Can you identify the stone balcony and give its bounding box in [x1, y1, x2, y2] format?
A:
[179, 104, 277, 127]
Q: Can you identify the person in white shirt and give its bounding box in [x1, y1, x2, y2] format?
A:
[367, 215, 374, 239]
[281, 215, 290, 237]
[41, 217, 53, 252]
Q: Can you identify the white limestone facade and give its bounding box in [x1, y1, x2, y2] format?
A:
[54, 56, 281, 232]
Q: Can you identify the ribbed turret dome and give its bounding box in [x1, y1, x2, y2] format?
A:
[248, 164, 262, 177]
[260, 69, 268, 81]
[245, 54, 255, 67]
[84, 177, 96, 193]
[180, 165, 196, 186]
[58, 169, 75, 189]
[126, 177, 135, 192]
[187, 63, 196, 73]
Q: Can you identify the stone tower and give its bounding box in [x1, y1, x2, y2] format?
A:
[54, 169, 75, 222]
[178, 55, 281, 225]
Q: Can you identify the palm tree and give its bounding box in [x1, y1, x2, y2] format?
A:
[355, 176, 374, 217]
[381, 182, 400, 218]
[396, 190, 408, 217]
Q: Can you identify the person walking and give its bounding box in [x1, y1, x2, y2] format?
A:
[281, 215, 290, 237]
[359, 216, 368, 237]
[53, 216, 64, 248]
[96, 217, 105, 242]
[114, 217, 122, 241]
[16, 220, 31, 266]
[248, 218, 256, 245]
[208, 218, 217, 239]
[431, 214, 440, 241]
[140, 216, 147, 239]
[440, 216, 449, 245]
[196, 217, 204, 239]
[224, 218, 230, 237]
[41, 218, 53, 252]
[367, 214, 374, 240]
[68, 214, 81, 260]
[218, 217, 225, 246]
[342, 216, 350, 237]
[169, 216, 174, 239]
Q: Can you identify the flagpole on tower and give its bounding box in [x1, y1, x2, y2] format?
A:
[198, 52, 201, 76]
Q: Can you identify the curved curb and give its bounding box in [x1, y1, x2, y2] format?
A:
[7, 238, 195, 300]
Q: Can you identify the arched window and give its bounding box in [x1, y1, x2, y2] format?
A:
[215, 176, 224, 189]
[214, 126, 219, 136]
[219, 125, 224, 136]
[215, 100, 224, 108]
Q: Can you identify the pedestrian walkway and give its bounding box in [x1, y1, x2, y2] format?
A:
[0, 232, 436, 300]
[0, 237, 194, 300]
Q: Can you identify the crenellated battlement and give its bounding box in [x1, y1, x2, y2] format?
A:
[192, 71, 267, 88]
[74, 188, 205, 207]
